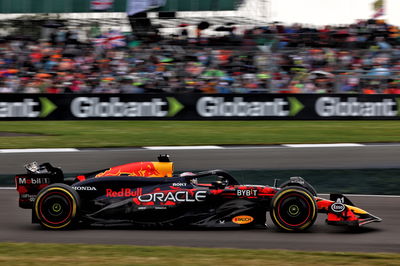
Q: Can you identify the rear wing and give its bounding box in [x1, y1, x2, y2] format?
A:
[15, 162, 64, 209]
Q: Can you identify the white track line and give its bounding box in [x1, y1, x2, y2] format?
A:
[144, 146, 223, 150]
[0, 148, 79, 153]
[0, 143, 398, 153]
[284, 143, 364, 148]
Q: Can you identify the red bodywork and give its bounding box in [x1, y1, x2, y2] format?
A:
[95, 162, 173, 178]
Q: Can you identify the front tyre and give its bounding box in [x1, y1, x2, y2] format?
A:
[270, 186, 317, 232]
[34, 184, 80, 230]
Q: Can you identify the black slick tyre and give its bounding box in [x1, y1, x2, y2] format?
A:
[270, 186, 317, 232]
[34, 183, 80, 230]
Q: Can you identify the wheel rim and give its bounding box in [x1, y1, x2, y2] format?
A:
[277, 193, 311, 227]
[288, 204, 300, 217]
[39, 192, 73, 225]
[51, 203, 62, 216]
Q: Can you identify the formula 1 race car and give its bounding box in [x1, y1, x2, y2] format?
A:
[15, 155, 381, 231]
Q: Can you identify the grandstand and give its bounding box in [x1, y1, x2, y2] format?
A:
[0, 0, 398, 95]
[0, 0, 268, 29]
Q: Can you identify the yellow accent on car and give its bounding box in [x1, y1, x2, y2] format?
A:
[345, 205, 368, 215]
[152, 162, 174, 177]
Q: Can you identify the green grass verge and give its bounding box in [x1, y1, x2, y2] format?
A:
[0, 243, 399, 266]
[0, 121, 400, 148]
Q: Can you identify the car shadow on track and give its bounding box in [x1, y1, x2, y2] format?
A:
[265, 222, 382, 234]
[18, 219, 382, 234]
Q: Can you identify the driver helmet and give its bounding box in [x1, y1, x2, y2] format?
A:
[179, 172, 196, 177]
[179, 172, 198, 185]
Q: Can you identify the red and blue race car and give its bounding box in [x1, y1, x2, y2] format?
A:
[15, 155, 381, 231]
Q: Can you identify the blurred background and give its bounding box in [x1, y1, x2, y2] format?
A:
[0, 0, 398, 94]
[0, 1, 400, 258]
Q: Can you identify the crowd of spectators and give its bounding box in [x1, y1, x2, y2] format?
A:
[0, 19, 399, 94]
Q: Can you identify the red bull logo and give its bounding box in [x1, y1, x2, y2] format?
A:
[96, 162, 173, 178]
[106, 188, 142, 197]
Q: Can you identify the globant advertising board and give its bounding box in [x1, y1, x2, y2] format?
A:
[0, 94, 399, 120]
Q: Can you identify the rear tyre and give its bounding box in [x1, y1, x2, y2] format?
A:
[270, 186, 317, 232]
[34, 184, 80, 230]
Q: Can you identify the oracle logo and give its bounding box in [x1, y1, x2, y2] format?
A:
[138, 191, 207, 203]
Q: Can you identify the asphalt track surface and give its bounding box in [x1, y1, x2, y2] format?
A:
[1, 190, 398, 252]
[1, 145, 400, 252]
[1, 145, 400, 174]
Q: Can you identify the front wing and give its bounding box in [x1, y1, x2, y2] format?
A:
[316, 194, 382, 227]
